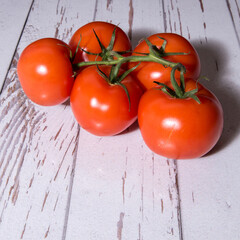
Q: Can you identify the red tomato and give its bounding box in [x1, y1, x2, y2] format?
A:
[70, 66, 143, 136]
[130, 33, 201, 90]
[69, 21, 131, 63]
[17, 38, 74, 106]
[138, 79, 223, 159]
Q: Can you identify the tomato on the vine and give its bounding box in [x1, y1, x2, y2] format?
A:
[130, 33, 201, 90]
[69, 21, 131, 63]
[70, 65, 143, 136]
[17, 38, 74, 106]
[138, 79, 223, 159]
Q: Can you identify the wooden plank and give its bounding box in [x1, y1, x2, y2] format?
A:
[0, 0, 33, 91]
[226, 0, 240, 45]
[0, 0, 92, 239]
[130, 0, 166, 47]
[65, 0, 182, 239]
[163, 0, 240, 239]
[1, 0, 238, 239]
[66, 129, 182, 240]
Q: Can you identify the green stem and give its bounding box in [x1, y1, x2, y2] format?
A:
[73, 54, 178, 70]
[170, 64, 185, 97]
[71, 31, 201, 104]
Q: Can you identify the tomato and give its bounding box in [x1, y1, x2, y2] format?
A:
[17, 38, 74, 106]
[138, 79, 223, 159]
[130, 33, 201, 90]
[70, 66, 143, 136]
[69, 21, 131, 63]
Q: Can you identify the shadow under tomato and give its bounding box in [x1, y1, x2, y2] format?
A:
[117, 120, 140, 136]
[192, 39, 240, 156]
[62, 98, 70, 107]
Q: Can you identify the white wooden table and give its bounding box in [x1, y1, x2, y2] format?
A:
[0, 0, 240, 239]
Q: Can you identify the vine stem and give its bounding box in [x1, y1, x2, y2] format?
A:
[73, 54, 179, 70]
[71, 31, 201, 103]
[72, 42, 200, 103]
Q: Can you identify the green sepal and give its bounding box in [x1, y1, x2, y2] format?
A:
[106, 27, 116, 51]
[160, 87, 177, 98]
[170, 64, 184, 97]
[91, 28, 120, 61]
[111, 63, 140, 111]
[110, 51, 124, 60]
[96, 65, 110, 83]
[80, 48, 99, 56]
[144, 38, 162, 58]
[197, 75, 210, 82]
[154, 64, 201, 104]
[145, 37, 188, 59]
[93, 29, 105, 52]
[57, 43, 73, 61]
[188, 94, 201, 104]
[118, 63, 140, 83]
[183, 88, 198, 98]
[183, 77, 201, 103]
[72, 34, 82, 62]
[115, 82, 131, 112]
[96, 64, 134, 112]
[179, 66, 186, 92]
[153, 81, 177, 98]
[157, 36, 167, 52]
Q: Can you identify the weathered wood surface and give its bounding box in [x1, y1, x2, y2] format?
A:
[0, 0, 33, 90]
[173, 1, 240, 239]
[0, 0, 240, 239]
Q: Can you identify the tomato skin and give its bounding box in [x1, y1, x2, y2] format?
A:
[131, 33, 201, 90]
[17, 38, 74, 106]
[69, 21, 131, 63]
[70, 66, 143, 136]
[138, 79, 223, 159]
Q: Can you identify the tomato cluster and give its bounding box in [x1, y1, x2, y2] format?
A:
[17, 21, 223, 159]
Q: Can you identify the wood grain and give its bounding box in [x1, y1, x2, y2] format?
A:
[164, 0, 240, 239]
[226, 0, 240, 45]
[65, 0, 182, 239]
[0, 0, 79, 239]
[0, 0, 33, 91]
[0, 0, 240, 239]
[66, 129, 183, 240]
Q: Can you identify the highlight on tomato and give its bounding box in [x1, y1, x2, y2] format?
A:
[69, 21, 131, 64]
[70, 65, 143, 136]
[138, 67, 223, 159]
[17, 38, 74, 106]
[130, 33, 201, 90]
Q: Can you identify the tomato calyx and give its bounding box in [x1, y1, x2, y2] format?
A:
[78, 27, 130, 62]
[57, 40, 81, 77]
[71, 35, 82, 63]
[74, 34, 188, 71]
[72, 30, 200, 104]
[144, 36, 188, 59]
[96, 64, 140, 111]
[154, 63, 201, 103]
